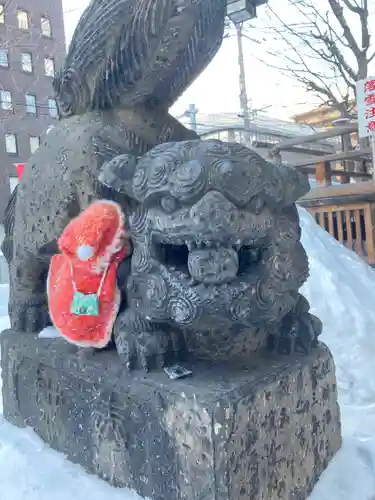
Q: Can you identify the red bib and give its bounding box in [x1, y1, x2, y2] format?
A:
[47, 200, 129, 348]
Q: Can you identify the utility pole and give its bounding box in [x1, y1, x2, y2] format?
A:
[235, 23, 251, 146]
[174, 104, 198, 132]
[188, 103, 198, 131]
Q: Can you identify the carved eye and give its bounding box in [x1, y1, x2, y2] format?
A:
[161, 195, 178, 213]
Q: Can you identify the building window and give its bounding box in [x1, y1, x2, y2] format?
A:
[25, 93, 37, 114]
[44, 57, 55, 77]
[9, 177, 18, 193]
[5, 133, 17, 154]
[30, 136, 40, 154]
[48, 98, 58, 118]
[21, 52, 33, 73]
[1, 90, 12, 110]
[41, 16, 52, 37]
[17, 10, 29, 30]
[0, 4, 4, 23]
[0, 49, 8, 68]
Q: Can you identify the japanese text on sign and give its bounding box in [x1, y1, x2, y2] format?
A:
[356, 77, 375, 138]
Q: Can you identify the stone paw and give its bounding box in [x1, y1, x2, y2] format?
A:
[268, 311, 322, 356]
[10, 294, 50, 333]
[114, 321, 170, 371]
[77, 347, 96, 370]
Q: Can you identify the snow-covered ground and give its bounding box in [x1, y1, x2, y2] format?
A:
[300, 207, 375, 500]
[1, 207, 375, 499]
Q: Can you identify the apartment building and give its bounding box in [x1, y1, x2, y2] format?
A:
[0, 0, 65, 223]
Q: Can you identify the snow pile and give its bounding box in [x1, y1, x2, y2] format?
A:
[299, 207, 375, 439]
[308, 437, 375, 500]
[1, 207, 375, 498]
[0, 425, 143, 500]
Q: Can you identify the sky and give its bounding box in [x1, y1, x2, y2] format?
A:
[60, 0, 367, 122]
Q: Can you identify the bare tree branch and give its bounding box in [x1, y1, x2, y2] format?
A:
[341, 0, 362, 15]
[244, 0, 372, 117]
[327, 0, 361, 58]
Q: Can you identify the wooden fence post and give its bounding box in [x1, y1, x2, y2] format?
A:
[316, 161, 332, 186]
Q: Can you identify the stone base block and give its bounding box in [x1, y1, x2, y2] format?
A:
[1, 330, 341, 500]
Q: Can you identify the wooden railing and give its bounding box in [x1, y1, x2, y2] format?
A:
[272, 123, 375, 263]
[271, 122, 372, 184]
[298, 183, 375, 264]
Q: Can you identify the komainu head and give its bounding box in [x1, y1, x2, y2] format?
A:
[100, 139, 312, 360]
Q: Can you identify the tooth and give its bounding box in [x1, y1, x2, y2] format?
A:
[186, 241, 193, 251]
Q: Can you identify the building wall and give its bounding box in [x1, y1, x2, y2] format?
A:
[201, 129, 335, 166]
[292, 101, 356, 128]
[0, 0, 65, 220]
[179, 111, 336, 164]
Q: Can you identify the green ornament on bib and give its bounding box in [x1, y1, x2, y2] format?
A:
[70, 291, 99, 316]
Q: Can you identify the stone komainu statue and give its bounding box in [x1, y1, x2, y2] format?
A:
[99, 139, 322, 370]
[2, 0, 322, 370]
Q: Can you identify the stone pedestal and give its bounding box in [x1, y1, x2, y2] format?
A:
[1, 330, 341, 500]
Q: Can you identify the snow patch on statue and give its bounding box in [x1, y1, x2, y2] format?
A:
[38, 326, 61, 339]
[47, 200, 130, 348]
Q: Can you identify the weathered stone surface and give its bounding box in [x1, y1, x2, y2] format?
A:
[99, 139, 322, 370]
[1, 330, 341, 500]
[54, 0, 228, 117]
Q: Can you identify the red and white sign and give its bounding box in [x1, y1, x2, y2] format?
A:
[14, 163, 25, 180]
[356, 77, 375, 138]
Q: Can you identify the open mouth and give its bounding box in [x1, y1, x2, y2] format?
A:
[154, 238, 262, 278]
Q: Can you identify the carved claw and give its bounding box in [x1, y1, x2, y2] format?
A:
[98, 154, 138, 196]
[10, 294, 50, 333]
[77, 347, 96, 370]
[114, 311, 170, 371]
[268, 296, 322, 356]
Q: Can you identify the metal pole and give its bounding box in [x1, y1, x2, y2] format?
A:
[235, 22, 251, 147]
[188, 104, 198, 132]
